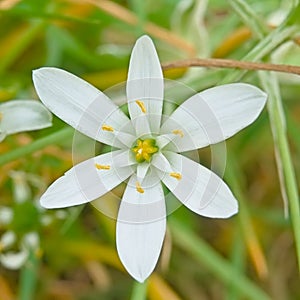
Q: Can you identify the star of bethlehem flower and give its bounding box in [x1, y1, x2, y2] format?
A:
[0, 100, 52, 142]
[32, 35, 267, 282]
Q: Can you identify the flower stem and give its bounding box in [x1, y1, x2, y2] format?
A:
[162, 58, 300, 75]
[130, 280, 148, 300]
[18, 249, 40, 300]
[169, 218, 270, 300]
[0, 127, 73, 166]
[220, 25, 298, 83]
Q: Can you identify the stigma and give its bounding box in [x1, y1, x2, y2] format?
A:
[132, 138, 158, 163]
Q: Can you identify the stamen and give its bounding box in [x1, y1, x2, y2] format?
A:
[0, 112, 3, 121]
[101, 124, 114, 132]
[172, 129, 184, 137]
[136, 181, 144, 193]
[170, 172, 182, 180]
[135, 100, 146, 113]
[95, 164, 111, 170]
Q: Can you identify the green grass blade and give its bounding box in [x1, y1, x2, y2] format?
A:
[259, 71, 300, 272]
[228, 0, 300, 272]
[0, 127, 73, 166]
[228, 0, 266, 39]
[0, 21, 45, 75]
[18, 249, 40, 300]
[169, 218, 270, 300]
[226, 225, 246, 300]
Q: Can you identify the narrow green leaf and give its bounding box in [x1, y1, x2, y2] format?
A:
[18, 249, 40, 300]
[259, 71, 300, 272]
[0, 127, 73, 166]
[170, 218, 270, 300]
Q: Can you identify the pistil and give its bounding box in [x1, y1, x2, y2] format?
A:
[132, 138, 158, 163]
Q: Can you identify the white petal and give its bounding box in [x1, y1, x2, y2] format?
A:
[116, 174, 166, 282]
[137, 163, 150, 182]
[33, 67, 134, 147]
[132, 115, 151, 138]
[10, 170, 31, 203]
[0, 132, 6, 142]
[160, 83, 267, 151]
[0, 207, 13, 225]
[156, 133, 176, 149]
[55, 210, 68, 219]
[114, 130, 136, 148]
[0, 250, 28, 269]
[40, 150, 134, 209]
[127, 35, 164, 135]
[41, 215, 52, 226]
[23, 232, 39, 249]
[112, 149, 136, 167]
[0, 231, 16, 249]
[151, 152, 172, 173]
[161, 152, 238, 218]
[0, 100, 52, 137]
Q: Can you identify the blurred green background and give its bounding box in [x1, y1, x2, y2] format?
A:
[0, 0, 300, 299]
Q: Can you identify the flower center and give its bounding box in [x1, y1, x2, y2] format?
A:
[132, 138, 158, 163]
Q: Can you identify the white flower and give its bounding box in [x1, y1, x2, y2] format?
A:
[0, 171, 67, 270]
[0, 231, 39, 270]
[32, 35, 267, 282]
[0, 207, 13, 225]
[0, 100, 52, 142]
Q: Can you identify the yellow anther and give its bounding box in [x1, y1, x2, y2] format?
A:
[101, 124, 114, 132]
[170, 172, 182, 180]
[136, 181, 144, 194]
[172, 129, 184, 138]
[95, 164, 111, 170]
[135, 100, 146, 113]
